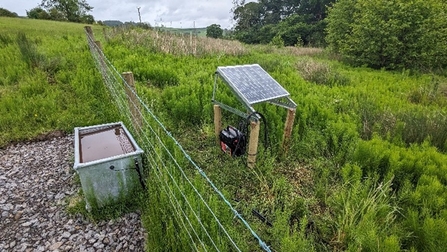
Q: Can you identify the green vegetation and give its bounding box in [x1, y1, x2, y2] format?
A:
[232, 0, 447, 73]
[3, 17, 447, 251]
[325, 0, 447, 71]
[0, 17, 116, 146]
[206, 24, 223, 39]
[232, 0, 333, 46]
[0, 8, 19, 18]
[27, 0, 95, 23]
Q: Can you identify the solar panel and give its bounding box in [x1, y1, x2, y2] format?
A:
[216, 64, 290, 106]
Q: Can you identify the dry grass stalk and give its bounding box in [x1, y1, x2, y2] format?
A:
[105, 27, 248, 57]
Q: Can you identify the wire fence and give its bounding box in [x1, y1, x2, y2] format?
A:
[85, 28, 271, 252]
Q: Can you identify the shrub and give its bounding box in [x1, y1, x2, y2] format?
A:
[0, 8, 19, 17]
[269, 34, 285, 48]
[326, 0, 447, 71]
[26, 7, 51, 20]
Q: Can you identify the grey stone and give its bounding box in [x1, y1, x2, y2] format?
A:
[61, 232, 71, 238]
[49, 241, 63, 250]
[21, 221, 32, 227]
[2, 203, 13, 211]
[93, 242, 104, 249]
[0, 136, 146, 251]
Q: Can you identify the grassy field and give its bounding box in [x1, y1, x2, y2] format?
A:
[3, 17, 447, 251]
[0, 17, 116, 146]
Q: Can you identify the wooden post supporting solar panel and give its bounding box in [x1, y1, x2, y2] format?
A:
[213, 105, 222, 146]
[282, 108, 296, 153]
[247, 120, 260, 168]
[122, 72, 142, 134]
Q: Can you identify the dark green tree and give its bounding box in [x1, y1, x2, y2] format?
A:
[27, 7, 51, 20]
[40, 0, 93, 23]
[258, 0, 283, 24]
[232, 0, 334, 46]
[48, 7, 65, 21]
[0, 8, 19, 17]
[233, 2, 263, 43]
[206, 24, 223, 38]
[326, 0, 447, 70]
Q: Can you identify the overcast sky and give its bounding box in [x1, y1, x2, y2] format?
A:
[1, 0, 248, 29]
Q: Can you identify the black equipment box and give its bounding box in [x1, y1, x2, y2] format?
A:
[219, 126, 246, 157]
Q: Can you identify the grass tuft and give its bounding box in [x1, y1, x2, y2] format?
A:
[16, 32, 44, 69]
[296, 58, 350, 86]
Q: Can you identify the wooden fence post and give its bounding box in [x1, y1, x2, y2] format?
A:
[247, 121, 260, 168]
[282, 108, 296, 154]
[213, 105, 222, 146]
[84, 26, 94, 39]
[122, 72, 142, 133]
[94, 40, 102, 50]
[103, 27, 109, 42]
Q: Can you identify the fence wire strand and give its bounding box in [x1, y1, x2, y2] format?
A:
[85, 29, 271, 252]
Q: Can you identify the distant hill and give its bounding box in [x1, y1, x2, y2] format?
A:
[103, 20, 123, 27]
[101, 20, 212, 37]
[158, 27, 207, 37]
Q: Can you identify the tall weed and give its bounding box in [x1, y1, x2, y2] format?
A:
[105, 27, 248, 57]
[330, 179, 401, 251]
[16, 32, 44, 69]
[0, 33, 12, 47]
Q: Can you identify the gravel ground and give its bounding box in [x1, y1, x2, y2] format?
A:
[0, 136, 146, 251]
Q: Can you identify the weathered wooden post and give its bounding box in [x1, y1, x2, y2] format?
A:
[84, 26, 94, 39]
[247, 120, 260, 168]
[103, 27, 109, 42]
[213, 105, 222, 146]
[282, 108, 296, 153]
[94, 40, 103, 50]
[85, 26, 107, 82]
[122, 72, 142, 133]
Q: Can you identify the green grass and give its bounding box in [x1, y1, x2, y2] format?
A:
[0, 17, 116, 146]
[3, 17, 447, 251]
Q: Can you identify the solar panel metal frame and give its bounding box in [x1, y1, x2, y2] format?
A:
[216, 64, 291, 107]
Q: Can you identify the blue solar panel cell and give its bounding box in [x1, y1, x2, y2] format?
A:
[217, 64, 290, 105]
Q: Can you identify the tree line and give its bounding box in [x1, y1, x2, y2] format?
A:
[230, 0, 447, 71]
[0, 0, 95, 24]
[0, 8, 19, 18]
[27, 0, 94, 24]
[231, 0, 333, 47]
